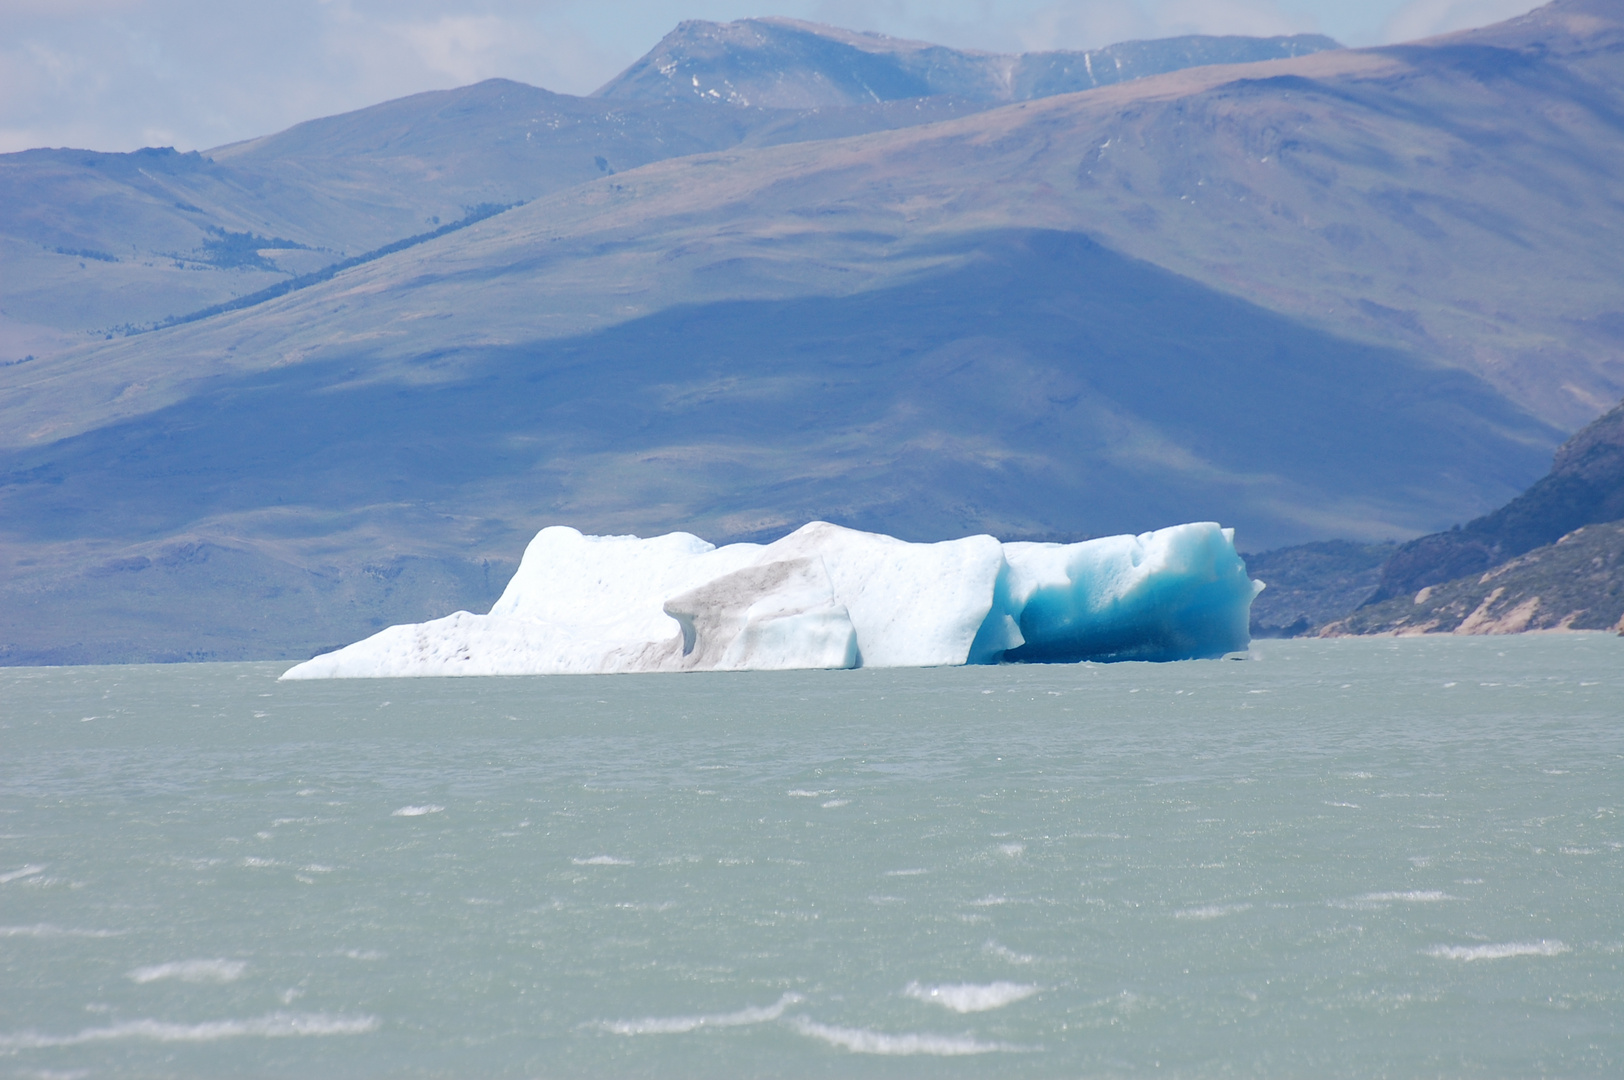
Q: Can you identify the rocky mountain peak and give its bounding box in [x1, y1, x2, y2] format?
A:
[1551, 398, 1624, 481]
[592, 17, 1340, 109]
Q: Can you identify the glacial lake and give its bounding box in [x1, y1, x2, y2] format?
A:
[2, 635, 1621, 1078]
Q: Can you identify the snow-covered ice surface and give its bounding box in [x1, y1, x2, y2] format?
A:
[280, 521, 1261, 678]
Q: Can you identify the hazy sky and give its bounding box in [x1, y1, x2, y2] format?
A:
[0, 0, 1543, 154]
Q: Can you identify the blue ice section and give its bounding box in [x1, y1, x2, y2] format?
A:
[992, 523, 1261, 664]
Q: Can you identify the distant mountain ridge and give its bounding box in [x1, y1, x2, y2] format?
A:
[0, 81, 795, 341]
[593, 17, 1339, 107]
[0, 24, 1336, 350]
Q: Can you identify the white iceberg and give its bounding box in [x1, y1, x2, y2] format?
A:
[280, 521, 1261, 679]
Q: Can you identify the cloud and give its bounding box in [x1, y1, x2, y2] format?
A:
[1382, 0, 1542, 43]
[801, 0, 1320, 55]
[322, 8, 610, 101]
[392, 15, 534, 83]
[1010, 0, 1308, 53]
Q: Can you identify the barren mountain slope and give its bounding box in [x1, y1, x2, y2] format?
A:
[1367, 396, 1624, 601]
[1323, 520, 1624, 636]
[603, 0, 1624, 429]
[14, 1, 1619, 433]
[1251, 388, 1624, 636]
[0, 83, 790, 341]
[0, 83, 999, 346]
[0, 26, 1335, 354]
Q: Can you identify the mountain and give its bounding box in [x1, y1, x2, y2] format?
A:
[586, 6, 1624, 435]
[0, 83, 792, 344]
[594, 17, 1339, 107]
[0, 145, 325, 345]
[1364, 397, 1624, 602]
[1322, 520, 1624, 636]
[3, 1, 1623, 664]
[0, 83, 1000, 349]
[1244, 540, 1398, 637]
[1252, 393, 1624, 637]
[7, 4, 1622, 428]
[0, 26, 1332, 353]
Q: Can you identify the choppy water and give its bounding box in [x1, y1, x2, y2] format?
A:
[2, 635, 1621, 1078]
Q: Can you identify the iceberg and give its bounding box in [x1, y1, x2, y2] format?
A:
[280, 521, 1261, 679]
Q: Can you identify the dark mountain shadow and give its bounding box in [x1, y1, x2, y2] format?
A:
[0, 229, 1557, 555]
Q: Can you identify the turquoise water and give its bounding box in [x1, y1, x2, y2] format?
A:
[2, 635, 1621, 1077]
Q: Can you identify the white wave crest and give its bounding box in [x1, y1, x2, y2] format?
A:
[128, 959, 247, 984]
[983, 940, 1035, 964]
[391, 805, 444, 817]
[0, 924, 123, 938]
[1174, 903, 1252, 920]
[0, 865, 46, 884]
[601, 992, 803, 1035]
[1331, 890, 1455, 909]
[571, 855, 632, 866]
[903, 981, 1038, 1013]
[0, 1012, 378, 1050]
[787, 1016, 1022, 1055]
[1426, 940, 1568, 962]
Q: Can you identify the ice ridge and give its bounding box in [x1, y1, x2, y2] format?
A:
[281, 520, 1261, 679]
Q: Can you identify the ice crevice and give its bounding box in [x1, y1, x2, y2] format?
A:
[281, 520, 1263, 678]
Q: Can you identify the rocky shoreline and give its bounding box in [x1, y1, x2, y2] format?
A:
[1248, 399, 1624, 639]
